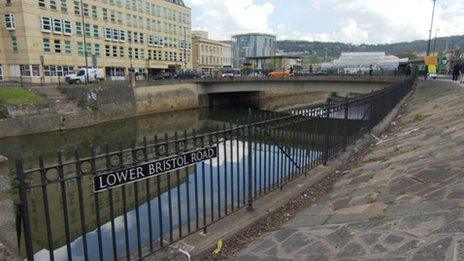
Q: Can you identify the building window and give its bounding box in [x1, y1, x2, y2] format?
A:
[54, 39, 61, 53]
[75, 21, 82, 35]
[119, 46, 124, 58]
[50, 0, 57, 10]
[60, 0, 67, 12]
[85, 43, 91, 55]
[82, 3, 89, 17]
[104, 28, 111, 41]
[73, 1, 80, 15]
[105, 45, 110, 57]
[128, 47, 132, 59]
[11, 37, 18, 52]
[139, 33, 144, 44]
[43, 38, 51, 52]
[94, 44, 100, 56]
[20, 65, 32, 76]
[38, 0, 45, 7]
[112, 46, 117, 57]
[32, 65, 40, 76]
[91, 6, 97, 19]
[41, 16, 52, 32]
[112, 29, 119, 41]
[53, 18, 62, 34]
[127, 31, 132, 42]
[64, 40, 71, 54]
[140, 48, 144, 59]
[119, 30, 125, 42]
[84, 23, 90, 36]
[56, 65, 64, 76]
[77, 42, 83, 55]
[93, 25, 99, 38]
[63, 20, 72, 35]
[134, 48, 139, 59]
[4, 13, 15, 30]
[102, 8, 107, 20]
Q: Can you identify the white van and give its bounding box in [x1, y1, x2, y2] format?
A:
[65, 68, 104, 84]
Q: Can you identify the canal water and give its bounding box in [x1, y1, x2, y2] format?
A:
[0, 101, 367, 260]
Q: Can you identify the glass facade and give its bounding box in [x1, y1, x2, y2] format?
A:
[232, 33, 276, 68]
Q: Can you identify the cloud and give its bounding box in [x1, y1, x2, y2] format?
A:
[187, 0, 464, 44]
[186, 0, 275, 40]
[312, 0, 464, 44]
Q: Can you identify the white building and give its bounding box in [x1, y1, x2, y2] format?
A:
[322, 52, 408, 74]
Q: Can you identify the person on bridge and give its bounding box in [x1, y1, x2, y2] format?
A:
[452, 63, 461, 81]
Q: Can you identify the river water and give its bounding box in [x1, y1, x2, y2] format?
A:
[0, 100, 367, 260]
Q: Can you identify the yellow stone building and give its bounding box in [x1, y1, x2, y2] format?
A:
[0, 0, 192, 83]
[192, 30, 231, 76]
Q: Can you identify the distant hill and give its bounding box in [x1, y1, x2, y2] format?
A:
[277, 35, 464, 63]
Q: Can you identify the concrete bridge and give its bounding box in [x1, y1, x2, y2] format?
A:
[135, 75, 405, 115]
[195, 75, 403, 96]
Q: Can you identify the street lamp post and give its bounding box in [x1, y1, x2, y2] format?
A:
[79, 0, 89, 84]
[426, 0, 437, 56]
[432, 29, 440, 55]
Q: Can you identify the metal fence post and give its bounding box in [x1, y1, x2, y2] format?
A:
[343, 95, 349, 151]
[246, 109, 253, 211]
[16, 159, 34, 261]
[324, 99, 330, 166]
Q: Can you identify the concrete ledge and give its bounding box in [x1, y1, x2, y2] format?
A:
[151, 81, 415, 260]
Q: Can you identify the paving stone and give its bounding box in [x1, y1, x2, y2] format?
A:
[302, 254, 330, 261]
[284, 214, 330, 229]
[296, 240, 330, 256]
[338, 242, 366, 257]
[384, 201, 457, 217]
[384, 234, 405, 245]
[394, 239, 420, 254]
[372, 243, 389, 254]
[346, 219, 391, 231]
[273, 229, 298, 242]
[326, 227, 353, 249]
[411, 237, 453, 261]
[333, 198, 352, 210]
[414, 169, 455, 182]
[360, 233, 382, 246]
[281, 232, 312, 254]
[432, 220, 464, 234]
[365, 257, 408, 261]
[325, 213, 376, 225]
[456, 238, 464, 261]
[252, 238, 276, 253]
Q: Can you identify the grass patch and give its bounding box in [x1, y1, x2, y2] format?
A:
[367, 197, 377, 204]
[414, 114, 427, 123]
[373, 213, 385, 220]
[0, 88, 44, 105]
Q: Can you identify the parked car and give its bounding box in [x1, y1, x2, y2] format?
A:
[153, 72, 175, 80]
[269, 69, 294, 78]
[221, 67, 234, 78]
[176, 70, 200, 79]
[65, 68, 104, 84]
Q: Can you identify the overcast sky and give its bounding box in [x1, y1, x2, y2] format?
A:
[185, 0, 464, 44]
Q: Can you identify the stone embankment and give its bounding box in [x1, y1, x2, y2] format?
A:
[237, 79, 464, 260]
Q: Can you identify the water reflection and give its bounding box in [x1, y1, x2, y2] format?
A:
[0, 103, 367, 260]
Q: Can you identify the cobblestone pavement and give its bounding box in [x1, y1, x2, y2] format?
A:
[236, 80, 464, 261]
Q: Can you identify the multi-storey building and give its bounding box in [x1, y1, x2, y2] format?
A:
[192, 30, 231, 76]
[0, 0, 192, 83]
[231, 33, 276, 69]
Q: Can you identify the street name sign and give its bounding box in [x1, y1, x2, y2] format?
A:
[93, 146, 217, 193]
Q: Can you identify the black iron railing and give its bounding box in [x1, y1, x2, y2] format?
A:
[14, 77, 414, 260]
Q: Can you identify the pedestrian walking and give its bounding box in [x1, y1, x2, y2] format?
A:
[460, 62, 464, 84]
[452, 63, 461, 81]
[369, 64, 373, 76]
